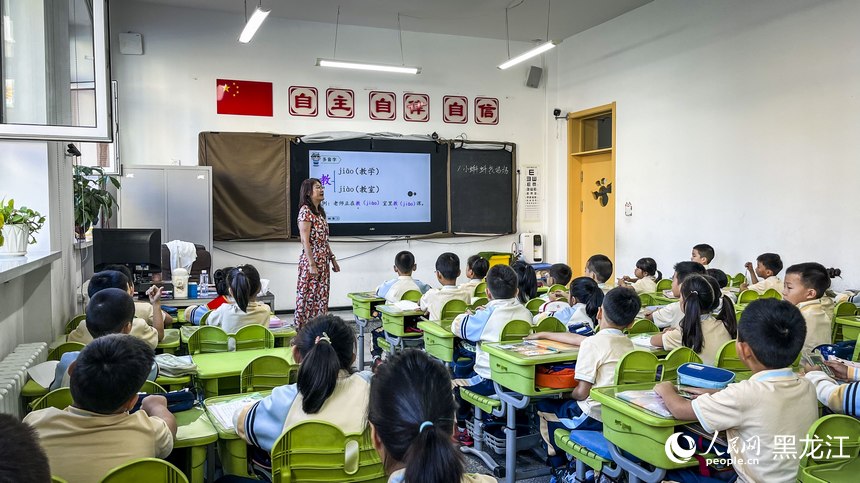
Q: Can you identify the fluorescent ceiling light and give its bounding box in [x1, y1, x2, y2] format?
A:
[238, 6, 270, 43]
[497, 41, 557, 70]
[316, 58, 421, 75]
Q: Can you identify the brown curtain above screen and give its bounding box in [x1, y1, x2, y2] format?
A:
[199, 132, 294, 240]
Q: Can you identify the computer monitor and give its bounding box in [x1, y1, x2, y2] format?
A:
[93, 228, 162, 275]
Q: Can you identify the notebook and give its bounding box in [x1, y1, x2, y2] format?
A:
[206, 394, 264, 430]
[616, 390, 674, 418]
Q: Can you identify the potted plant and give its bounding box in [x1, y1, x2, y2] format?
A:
[73, 165, 121, 239]
[0, 199, 46, 256]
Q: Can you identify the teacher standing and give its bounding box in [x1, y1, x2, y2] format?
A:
[295, 178, 340, 328]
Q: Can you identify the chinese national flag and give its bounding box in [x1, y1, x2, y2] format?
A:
[216, 79, 273, 116]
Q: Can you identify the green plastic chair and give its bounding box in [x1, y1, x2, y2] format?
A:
[728, 273, 746, 288]
[548, 284, 568, 293]
[270, 421, 386, 483]
[500, 320, 533, 342]
[553, 428, 621, 482]
[187, 326, 229, 354]
[614, 350, 660, 385]
[525, 298, 544, 316]
[737, 290, 759, 304]
[234, 325, 275, 351]
[51, 476, 68, 483]
[656, 279, 672, 291]
[834, 301, 858, 317]
[30, 388, 74, 411]
[473, 281, 487, 297]
[660, 347, 703, 381]
[470, 297, 489, 310]
[65, 314, 86, 335]
[639, 293, 655, 307]
[100, 457, 189, 483]
[48, 342, 85, 361]
[440, 299, 468, 321]
[241, 355, 295, 393]
[139, 380, 167, 395]
[714, 339, 747, 371]
[798, 414, 860, 482]
[535, 316, 566, 333]
[400, 290, 421, 302]
[761, 288, 782, 300]
[624, 319, 658, 335]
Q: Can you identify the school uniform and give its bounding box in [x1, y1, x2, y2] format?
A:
[630, 276, 657, 294]
[745, 275, 782, 295]
[597, 282, 612, 294]
[459, 278, 484, 295]
[720, 288, 738, 304]
[237, 370, 372, 452]
[549, 303, 595, 330]
[24, 406, 174, 483]
[376, 275, 431, 304]
[691, 368, 818, 483]
[805, 368, 860, 417]
[651, 301, 684, 329]
[660, 315, 733, 366]
[134, 301, 168, 326]
[67, 318, 159, 349]
[420, 285, 471, 321]
[798, 298, 834, 354]
[388, 469, 496, 483]
[204, 301, 271, 333]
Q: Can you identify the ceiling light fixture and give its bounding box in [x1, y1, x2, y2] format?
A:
[238, 1, 270, 43]
[498, 0, 558, 70]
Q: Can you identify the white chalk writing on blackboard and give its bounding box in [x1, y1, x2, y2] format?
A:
[456, 164, 510, 175]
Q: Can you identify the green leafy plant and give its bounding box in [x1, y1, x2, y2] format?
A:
[0, 207, 5, 246]
[73, 165, 121, 237]
[0, 199, 46, 244]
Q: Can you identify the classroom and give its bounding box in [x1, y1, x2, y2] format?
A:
[1, 0, 859, 482]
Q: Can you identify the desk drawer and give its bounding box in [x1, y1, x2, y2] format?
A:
[489, 355, 537, 395]
[352, 301, 374, 320]
[423, 332, 455, 362]
[601, 404, 695, 470]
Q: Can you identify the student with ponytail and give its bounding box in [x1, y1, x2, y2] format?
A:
[369, 350, 495, 483]
[705, 273, 739, 337]
[618, 257, 662, 294]
[536, 277, 604, 331]
[199, 264, 271, 333]
[650, 274, 734, 366]
[783, 263, 840, 353]
[236, 315, 370, 453]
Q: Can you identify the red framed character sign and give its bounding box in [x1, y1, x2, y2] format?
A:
[403, 93, 430, 122]
[442, 95, 468, 124]
[474, 97, 499, 125]
[326, 88, 355, 119]
[289, 86, 319, 117]
[368, 91, 396, 121]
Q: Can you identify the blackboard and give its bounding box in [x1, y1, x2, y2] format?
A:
[450, 143, 516, 234]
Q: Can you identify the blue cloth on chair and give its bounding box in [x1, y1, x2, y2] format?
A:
[568, 430, 613, 461]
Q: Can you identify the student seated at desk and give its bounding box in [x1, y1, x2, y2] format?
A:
[804, 358, 860, 418]
[645, 261, 706, 328]
[187, 265, 270, 333]
[0, 413, 51, 483]
[236, 315, 371, 455]
[69, 270, 164, 348]
[585, 254, 614, 293]
[376, 250, 432, 304]
[459, 254, 490, 294]
[782, 262, 839, 354]
[185, 266, 234, 324]
[529, 287, 640, 468]
[511, 260, 538, 304]
[536, 277, 603, 334]
[419, 253, 471, 321]
[26, 335, 177, 483]
[649, 275, 736, 366]
[691, 243, 715, 269]
[655, 299, 818, 483]
[369, 350, 496, 483]
[103, 263, 174, 327]
[707, 268, 737, 304]
[740, 252, 783, 294]
[539, 263, 573, 301]
[617, 257, 661, 294]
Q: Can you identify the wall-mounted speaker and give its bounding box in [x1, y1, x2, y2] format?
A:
[526, 66, 543, 88]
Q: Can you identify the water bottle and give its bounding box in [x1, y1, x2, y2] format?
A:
[199, 270, 209, 297]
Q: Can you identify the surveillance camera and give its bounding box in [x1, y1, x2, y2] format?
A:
[431, 132, 439, 140]
[66, 143, 82, 157]
[553, 108, 561, 117]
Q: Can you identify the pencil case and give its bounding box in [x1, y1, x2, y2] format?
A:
[677, 363, 735, 389]
[535, 364, 577, 389]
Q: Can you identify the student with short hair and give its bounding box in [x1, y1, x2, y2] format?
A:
[645, 261, 706, 328]
[103, 263, 173, 327]
[584, 254, 613, 292]
[511, 260, 538, 304]
[376, 250, 432, 304]
[0, 413, 51, 483]
[618, 257, 661, 294]
[236, 315, 370, 454]
[706, 267, 737, 303]
[691, 243, 715, 268]
[460, 255, 490, 294]
[783, 262, 840, 353]
[547, 263, 573, 288]
[198, 264, 271, 333]
[419, 253, 471, 321]
[369, 350, 496, 483]
[741, 252, 783, 294]
[25, 334, 176, 483]
[650, 274, 737, 366]
[656, 299, 818, 482]
[68, 270, 164, 348]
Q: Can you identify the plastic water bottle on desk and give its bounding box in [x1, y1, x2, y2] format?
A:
[199, 270, 209, 297]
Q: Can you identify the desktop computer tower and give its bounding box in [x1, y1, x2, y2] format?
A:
[519, 233, 544, 264]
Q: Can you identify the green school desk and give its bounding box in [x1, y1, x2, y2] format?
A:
[347, 291, 385, 369]
[157, 328, 181, 354]
[203, 391, 270, 477]
[173, 406, 219, 483]
[418, 320, 455, 363]
[644, 292, 677, 306]
[192, 348, 296, 398]
[376, 304, 425, 353]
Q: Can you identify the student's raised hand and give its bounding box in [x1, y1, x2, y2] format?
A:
[740, 282, 749, 291]
[825, 361, 850, 380]
[744, 261, 754, 271]
[146, 285, 163, 305]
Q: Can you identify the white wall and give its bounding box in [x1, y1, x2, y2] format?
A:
[548, 0, 860, 290]
[110, 1, 550, 310]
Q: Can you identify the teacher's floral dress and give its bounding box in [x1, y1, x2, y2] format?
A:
[294, 205, 332, 328]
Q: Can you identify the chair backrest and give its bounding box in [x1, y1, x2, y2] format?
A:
[48, 342, 85, 361]
[241, 355, 295, 393]
[30, 388, 74, 411]
[727, 273, 745, 288]
[525, 298, 544, 315]
[615, 351, 660, 385]
[714, 339, 747, 371]
[400, 290, 421, 302]
[199, 311, 212, 326]
[660, 347, 703, 381]
[65, 314, 86, 335]
[500, 320, 533, 342]
[548, 284, 568, 293]
[52, 476, 68, 483]
[834, 301, 858, 317]
[760, 288, 782, 300]
[656, 279, 672, 292]
[470, 297, 489, 310]
[187, 326, 229, 354]
[535, 317, 566, 333]
[638, 293, 655, 307]
[737, 290, 759, 304]
[440, 299, 468, 321]
[139, 380, 167, 395]
[234, 325, 275, 351]
[624, 319, 658, 335]
[270, 421, 385, 483]
[798, 414, 860, 470]
[473, 281, 487, 297]
[100, 457, 189, 483]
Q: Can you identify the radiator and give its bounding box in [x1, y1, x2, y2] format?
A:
[0, 342, 48, 418]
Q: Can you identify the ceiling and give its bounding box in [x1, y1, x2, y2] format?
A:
[136, 0, 653, 43]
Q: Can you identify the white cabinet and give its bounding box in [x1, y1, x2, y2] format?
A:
[119, 166, 212, 252]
